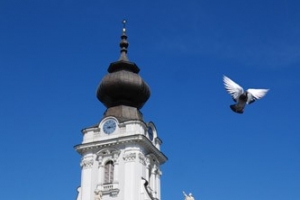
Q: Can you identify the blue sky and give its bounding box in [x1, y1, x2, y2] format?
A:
[0, 0, 299, 200]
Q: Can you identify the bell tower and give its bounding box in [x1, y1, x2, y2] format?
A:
[75, 21, 167, 200]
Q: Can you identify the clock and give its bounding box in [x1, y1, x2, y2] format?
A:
[103, 119, 117, 134]
[148, 126, 153, 141]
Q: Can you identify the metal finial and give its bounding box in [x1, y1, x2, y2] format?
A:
[119, 19, 129, 61]
[122, 19, 127, 33]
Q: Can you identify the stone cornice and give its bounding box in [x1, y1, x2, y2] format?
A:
[74, 134, 167, 164]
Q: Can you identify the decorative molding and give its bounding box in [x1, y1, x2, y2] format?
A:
[151, 164, 158, 174]
[138, 153, 146, 165]
[98, 183, 120, 197]
[157, 169, 162, 176]
[146, 154, 159, 166]
[112, 150, 121, 162]
[74, 134, 167, 164]
[123, 152, 136, 162]
[97, 156, 103, 168]
[80, 159, 94, 169]
[96, 148, 121, 167]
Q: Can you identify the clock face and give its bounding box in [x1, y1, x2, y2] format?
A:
[103, 119, 117, 134]
[148, 127, 153, 141]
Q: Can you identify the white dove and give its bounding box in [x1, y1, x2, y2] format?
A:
[223, 75, 269, 114]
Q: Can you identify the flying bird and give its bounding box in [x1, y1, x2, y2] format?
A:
[223, 75, 269, 114]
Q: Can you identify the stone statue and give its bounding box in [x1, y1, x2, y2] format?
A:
[183, 191, 194, 200]
[76, 187, 81, 200]
[94, 189, 102, 200]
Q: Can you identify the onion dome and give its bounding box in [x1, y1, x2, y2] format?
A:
[96, 20, 150, 121]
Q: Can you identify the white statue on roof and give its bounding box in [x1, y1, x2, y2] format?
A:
[183, 191, 194, 200]
[94, 189, 102, 200]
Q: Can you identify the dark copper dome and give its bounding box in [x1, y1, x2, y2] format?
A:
[96, 21, 150, 111]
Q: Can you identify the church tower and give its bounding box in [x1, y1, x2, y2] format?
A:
[75, 21, 168, 200]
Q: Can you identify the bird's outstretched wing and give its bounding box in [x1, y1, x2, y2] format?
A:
[246, 89, 269, 104]
[223, 75, 244, 100]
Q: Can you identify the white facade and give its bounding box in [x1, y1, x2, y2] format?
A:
[75, 117, 167, 200]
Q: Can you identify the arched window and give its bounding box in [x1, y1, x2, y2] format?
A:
[104, 160, 114, 184]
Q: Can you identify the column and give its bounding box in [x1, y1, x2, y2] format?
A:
[156, 168, 162, 200]
[80, 153, 94, 200]
[97, 156, 104, 187]
[150, 165, 157, 198]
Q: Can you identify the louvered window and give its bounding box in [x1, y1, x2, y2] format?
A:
[104, 161, 114, 184]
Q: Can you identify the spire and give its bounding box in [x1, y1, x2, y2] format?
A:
[119, 19, 129, 61]
[96, 20, 151, 122]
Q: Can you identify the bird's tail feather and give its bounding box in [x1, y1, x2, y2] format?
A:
[230, 104, 243, 114]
